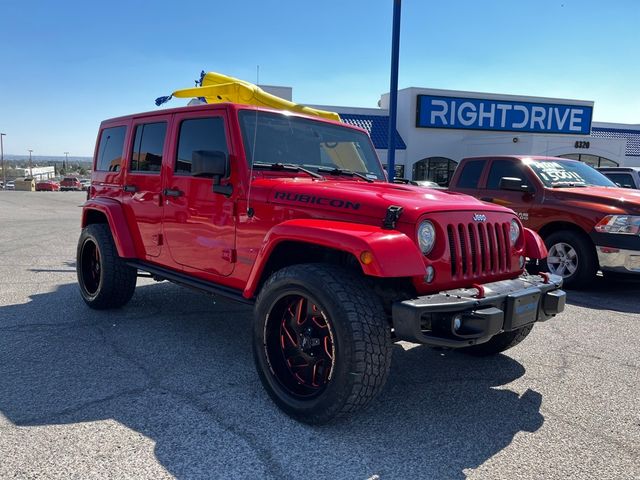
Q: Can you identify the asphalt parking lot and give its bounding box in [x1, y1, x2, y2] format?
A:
[0, 191, 638, 479]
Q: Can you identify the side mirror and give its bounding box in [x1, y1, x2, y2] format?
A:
[191, 150, 233, 197]
[499, 177, 531, 192]
[192, 150, 228, 178]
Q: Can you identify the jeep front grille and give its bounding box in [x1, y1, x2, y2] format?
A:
[447, 222, 511, 278]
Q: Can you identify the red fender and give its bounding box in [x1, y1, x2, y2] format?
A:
[243, 219, 426, 299]
[524, 227, 548, 259]
[81, 198, 137, 258]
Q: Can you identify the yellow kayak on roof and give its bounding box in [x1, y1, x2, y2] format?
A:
[157, 71, 341, 122]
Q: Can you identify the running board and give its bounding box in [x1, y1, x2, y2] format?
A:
[126, 261, 253, 305]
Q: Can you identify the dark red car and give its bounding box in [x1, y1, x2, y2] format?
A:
[35, 180, 60, 191]
[60, 176, 81, 191]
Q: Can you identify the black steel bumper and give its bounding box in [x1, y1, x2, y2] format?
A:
[392, 274, 565, 347]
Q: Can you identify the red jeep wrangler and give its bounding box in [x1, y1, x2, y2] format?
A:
[77, 103, 565, 423]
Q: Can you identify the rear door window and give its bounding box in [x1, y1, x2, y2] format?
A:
[96, 126, 127, 172]
[456, 160, 486, 188]
[130, 122, 167, 173]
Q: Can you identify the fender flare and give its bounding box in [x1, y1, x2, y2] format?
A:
[81, 198, 137, 258]
[243, 219, 426, 299]
[524, 227, 548, 260]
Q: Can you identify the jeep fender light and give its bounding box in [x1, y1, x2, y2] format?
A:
[360, 251, 374, 265]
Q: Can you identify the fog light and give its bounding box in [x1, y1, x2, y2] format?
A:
[519, 255, 525, 269]
[424, 265, 435, 283]
[360, 251, 374, 265]
[453, 314, 462, 332]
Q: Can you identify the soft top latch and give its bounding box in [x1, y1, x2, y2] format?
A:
[383, 205, 404, 229]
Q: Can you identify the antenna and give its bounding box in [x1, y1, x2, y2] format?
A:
[246, 65, 259, 218]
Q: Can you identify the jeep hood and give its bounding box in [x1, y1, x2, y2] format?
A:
[263, 178, 514, 223]
[549, 186, 640, 215]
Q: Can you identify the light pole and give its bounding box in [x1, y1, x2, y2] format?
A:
[28, 149, 33, 178]
[0, 133, 5, 188]
[64, 151, 69, 171]
[386, 0, 402, 182]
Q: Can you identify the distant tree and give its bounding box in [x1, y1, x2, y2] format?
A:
[59, 167, 66, 176]
[78, 167, 87, 176]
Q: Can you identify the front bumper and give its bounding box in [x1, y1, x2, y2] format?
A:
[596, 246, 640, 274]
[392, 274, 565, 347]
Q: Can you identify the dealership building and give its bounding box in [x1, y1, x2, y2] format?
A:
[303, 87, 640, 184]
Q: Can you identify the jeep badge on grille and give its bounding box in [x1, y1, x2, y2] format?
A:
[473, 214, 487, 222]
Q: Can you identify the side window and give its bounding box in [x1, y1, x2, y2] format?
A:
[487, 160, 532, 189]
[130, 122, 167, 173]
[456, 160, 486, 189]
[176, 117, 228, 175]
[605, 173, 636, 189]
[96, 126, 127, 172]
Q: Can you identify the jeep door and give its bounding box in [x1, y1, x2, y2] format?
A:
[121, 117, 168, 258]
[162, 110, 236, 276]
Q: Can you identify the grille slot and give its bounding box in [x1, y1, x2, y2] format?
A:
[448, 221, 511, 278]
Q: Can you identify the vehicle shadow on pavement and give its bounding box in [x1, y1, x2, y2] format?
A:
[0, 282, 543, 480]
[566, 274, 640, 314]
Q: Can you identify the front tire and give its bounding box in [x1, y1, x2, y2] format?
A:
[460, 324, 534, 357]
[76, 223, 137, 309]
[253, 264, 392, 424]
[542, 230, 597, 288]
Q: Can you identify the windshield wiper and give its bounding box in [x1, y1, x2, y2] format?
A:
[253, 162, 324, 179]
[316, 166, 374, 183]
[551, 182, 588, 188]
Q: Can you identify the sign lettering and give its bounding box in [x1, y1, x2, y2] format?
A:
[417, 95, 592, 135]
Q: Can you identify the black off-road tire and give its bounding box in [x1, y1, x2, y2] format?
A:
[253, 264, 392, 424]
[541, 230, 597, 289]
[460, 324, 534, 357]
[76, 223, 137, 309]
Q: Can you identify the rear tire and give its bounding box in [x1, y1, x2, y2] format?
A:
[77, 224, 137, 309]
[253, 264, 392, 424]
[460, 324, 534, 357]
[541, 230, 597, 288]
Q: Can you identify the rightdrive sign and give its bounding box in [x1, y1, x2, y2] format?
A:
[416, 94, 592, 135]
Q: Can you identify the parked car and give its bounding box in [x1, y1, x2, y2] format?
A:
[77, 99, 565, 424]
[5, 181, 15, 190]
[598, 167, 640, 189]
[36, 180, 60, 191]
[449, 155, 640, 287]
[80, 179, 91, 191]
[60, 176, 82, 191]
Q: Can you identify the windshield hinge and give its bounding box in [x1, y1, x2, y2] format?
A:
[383, 205, 404, 230]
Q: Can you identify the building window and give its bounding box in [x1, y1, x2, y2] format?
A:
[412, 157, 458, 186]
[558, 154, 619, 168]
[383, 164, 405, 178]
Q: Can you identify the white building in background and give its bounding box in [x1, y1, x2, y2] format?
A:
[12, 166, 55, 181]
[305, 87, 639, 185]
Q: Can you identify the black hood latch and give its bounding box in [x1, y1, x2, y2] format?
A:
[383, 205, 404, 230]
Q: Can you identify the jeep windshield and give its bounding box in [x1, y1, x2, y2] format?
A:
[239, 110, 385, 181]
[525, 159, 617, 188]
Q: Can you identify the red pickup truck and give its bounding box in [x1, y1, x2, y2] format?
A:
[449, 156, 640, 287]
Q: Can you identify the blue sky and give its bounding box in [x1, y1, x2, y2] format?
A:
[0, 0, 638, 156]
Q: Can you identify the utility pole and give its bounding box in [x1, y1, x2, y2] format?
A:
[386, 0, 402, 182]
[28, 149, 33, 178]
[64, 151, 69, 171]
[0, 133, 6, 188]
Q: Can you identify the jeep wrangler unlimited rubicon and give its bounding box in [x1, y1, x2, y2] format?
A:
[77, 98, 565, 424]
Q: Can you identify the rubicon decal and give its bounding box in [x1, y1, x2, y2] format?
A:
[274, 192, 361, 210]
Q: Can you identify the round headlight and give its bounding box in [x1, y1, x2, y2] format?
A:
[418, 221, 436, 254]
[510, 219, 521, 245]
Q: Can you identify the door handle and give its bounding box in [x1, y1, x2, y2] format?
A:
[480, 197, 494, 202]
[163, 188, 183, 197]
[123, 184, 137, 193]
